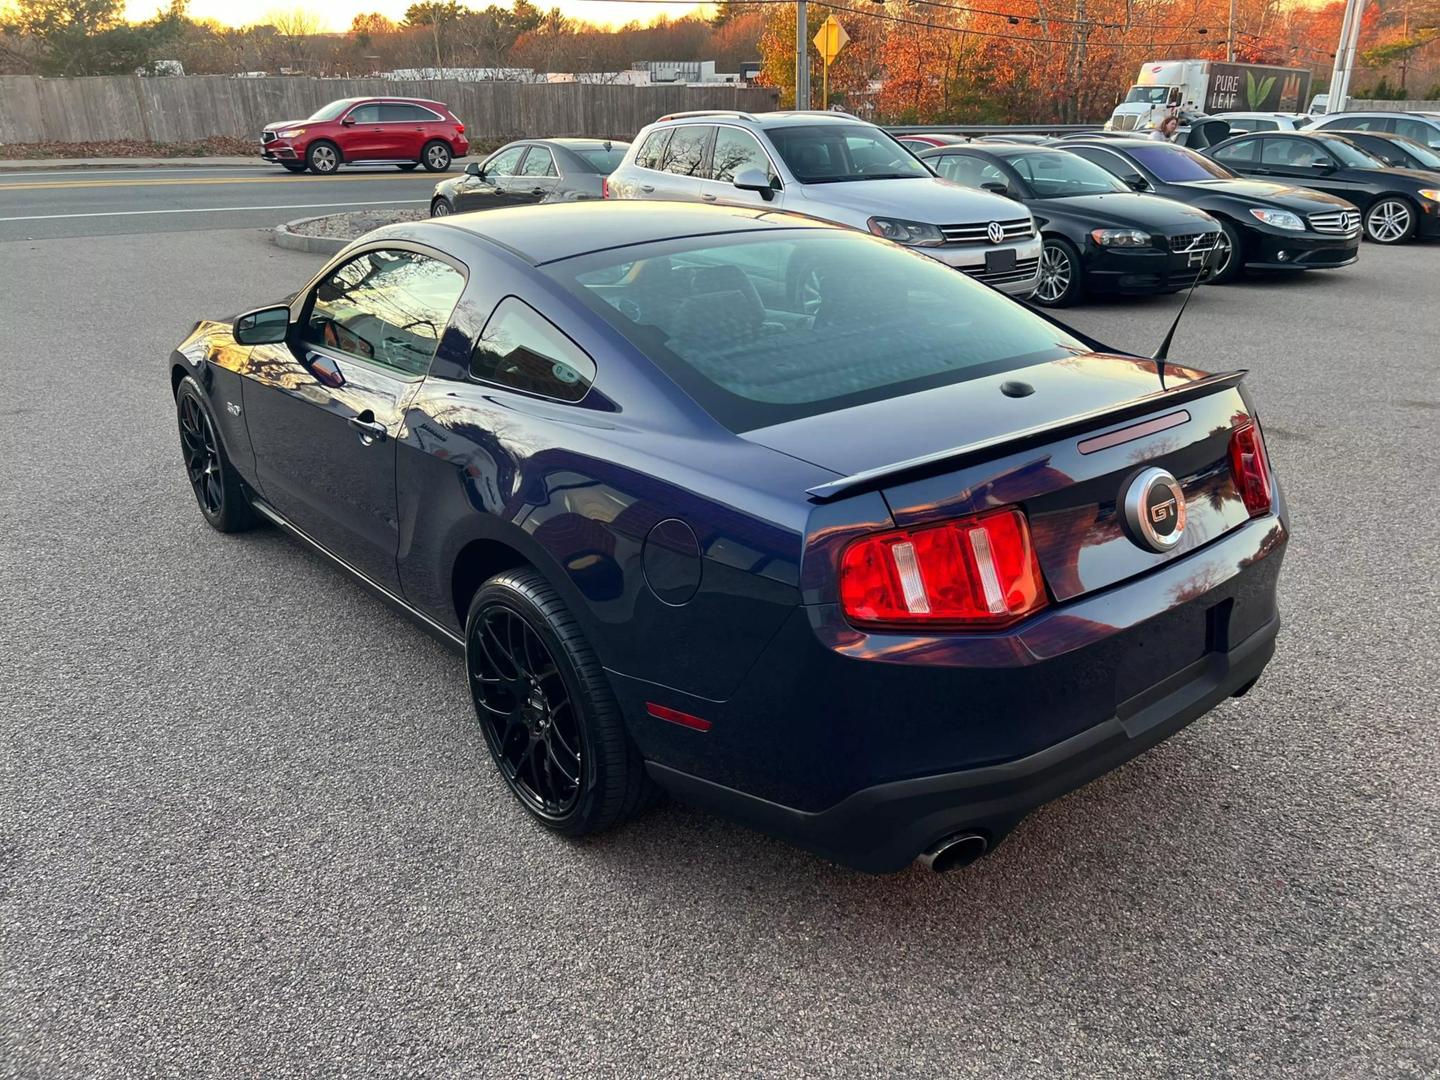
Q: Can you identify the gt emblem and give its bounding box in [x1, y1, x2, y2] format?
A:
[986, 221, 1005, 244]
[1122, 467, 1187, 552]
[227, 402, 241, 416]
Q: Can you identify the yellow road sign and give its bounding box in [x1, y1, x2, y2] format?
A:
[813, 16, 849, 66]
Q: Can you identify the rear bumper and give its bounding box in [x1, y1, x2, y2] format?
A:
[648, 607, 1278, 873]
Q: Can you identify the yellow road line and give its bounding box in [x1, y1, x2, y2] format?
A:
[0, 174, 429, 192]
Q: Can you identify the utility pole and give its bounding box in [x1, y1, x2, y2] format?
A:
[1227, 0, 1236, 60]
[796, 1, 810, 108]
[1328, 0, 1366, 112]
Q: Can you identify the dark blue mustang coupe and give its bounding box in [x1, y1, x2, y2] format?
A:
[169, 202, 1286, 873]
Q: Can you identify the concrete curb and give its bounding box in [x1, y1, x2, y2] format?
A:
[0, 156, 256, 172]
[272, 216, 348, 256]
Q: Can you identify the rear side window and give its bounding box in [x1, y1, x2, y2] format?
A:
[549, 231, 1081, 432]
[1231, 119, 1277, 132]
[1213, 138, 1260, 165]
[471, 297, 596, 402]
[661, 125, 711, 176]
[1394, 118, 1440, 148]
[520, 148, 557, 177]
[636, 129, 670, 170]
[380, 104, 437, 122]
[304, 249, 465, 377]
[1321, 116, 1378, 132]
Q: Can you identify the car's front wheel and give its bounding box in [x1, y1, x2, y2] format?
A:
[430, 197, 453, 217]
[1364, 197, 1417, 244]
[1033, 237, 1083, 307]
[306, 140, 340, 175]
[466, 568, 656, 836]
[175, 376, 256, 533]
[1206, 219, 1243, 285]
[422, 140, 452, 172]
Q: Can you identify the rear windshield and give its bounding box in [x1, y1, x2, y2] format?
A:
[1126, 144, 1235, 182]
[572, 147, 627, 173]
[767, 124, 933, 183]
[546, 231, 1085, 432]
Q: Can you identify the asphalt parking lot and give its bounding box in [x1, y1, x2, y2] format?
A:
[2, 194, 1438, 1077]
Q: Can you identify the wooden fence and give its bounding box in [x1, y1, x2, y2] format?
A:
[0, 75, 779, 145]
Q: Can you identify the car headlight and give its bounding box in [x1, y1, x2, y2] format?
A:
[1249, 208, 1305, 230]
[867, 217, 946, 247]
[276, 128, 306, 139]
[1090, 228, 1152, 247]
[1419, 189, 1440, 203]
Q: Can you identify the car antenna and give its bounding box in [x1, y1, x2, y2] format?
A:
[1152, 230, 1224, 386]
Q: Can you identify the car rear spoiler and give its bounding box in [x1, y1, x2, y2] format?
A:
[805, 368, 1248, 503]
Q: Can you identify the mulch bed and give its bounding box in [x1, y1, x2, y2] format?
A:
[0, 137, 257, 160]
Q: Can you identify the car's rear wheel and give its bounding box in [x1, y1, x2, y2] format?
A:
[281, 163, 306, 173]
[1033, 236, 1083, 307]
[1364, 197, 1416, 244]
[175, 376, 256, 533]
[1206, 219, 1243, 285]
[466, 568, 656, 835]
[422, 140, 452, 172]
[397, 162, 420, 171]
[430, 197, 453, 217]
[306, 141, 340, 175]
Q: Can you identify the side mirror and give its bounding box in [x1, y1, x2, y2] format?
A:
[980, 181, 1010, 196]
[1124, 176, 1149, 191]
[1310, 160, 1336, 172]
[732, 167, 776, 201]
[341, 116, 356, 126]
[233, 305, 290, 345]
[465, 161, 481, 177]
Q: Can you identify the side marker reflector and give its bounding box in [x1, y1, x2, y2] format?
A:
[646, 702, 711, 732]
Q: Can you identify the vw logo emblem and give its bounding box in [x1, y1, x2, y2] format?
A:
[1121, 467, 1187, 552]
[986, 221, 1005, 244]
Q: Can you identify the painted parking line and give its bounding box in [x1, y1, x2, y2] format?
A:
[0, 173, 431, 192]
[0, 199, 428, 222]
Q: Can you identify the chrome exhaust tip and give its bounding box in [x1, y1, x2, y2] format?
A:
[917, 832, 989, 874]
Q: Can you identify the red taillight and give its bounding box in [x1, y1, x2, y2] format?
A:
[455, 123, 465, 135]
[839, 507, 1048, 630]
[1228, 419, 1273, 517]
[601, 176, 610, 199]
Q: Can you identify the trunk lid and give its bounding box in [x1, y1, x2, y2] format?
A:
[750, 354, 1256, 602]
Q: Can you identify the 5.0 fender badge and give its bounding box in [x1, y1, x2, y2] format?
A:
[1122, 466, 1187, 553]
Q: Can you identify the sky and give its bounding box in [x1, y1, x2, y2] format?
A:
[124, 0, 709, 32]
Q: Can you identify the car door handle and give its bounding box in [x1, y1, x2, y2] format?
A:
[530, 186, 545, 194]
[640, 184, 655, 193]
[701, 192, 717, 201]
[347, 411, 387, 444]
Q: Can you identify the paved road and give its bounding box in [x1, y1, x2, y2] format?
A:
[0, 164, 440, 241]
[2, 225, 1437, 1079]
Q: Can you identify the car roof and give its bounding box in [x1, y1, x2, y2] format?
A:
[419, 202, 837, 265]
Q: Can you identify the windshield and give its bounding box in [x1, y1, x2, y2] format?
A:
[1127, 144, 1236, 182]
[306, 99, 358, 122]
[1316, 136, 1387, 168]
[1001, 151, 1127, 196]
[546, 230, 1083, 432]
[768, 124, 933, 183]
[1392, 137, 1440, 168]
[1125, 86, 1173, 105]
[574, 147, 628, 173]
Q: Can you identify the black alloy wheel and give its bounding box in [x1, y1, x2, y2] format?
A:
[1033, 237, 1083, 306]
[1206, 219, 1243, 285]
[175, 376, 255, 533]
[422, 140, 452, 172]
[466, 569, 655, 835]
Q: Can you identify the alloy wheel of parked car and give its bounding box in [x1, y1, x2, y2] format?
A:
[1034, 238, 1081, 306]
[175, 377, 255, 533]
[430, 197, 452, 217]
[1206, 221, 1242, 285]
[466, 569, 655, 835]
[423, 141, 452, 172]
[307, 141, 340, 175]
[1364, 198, 1415, 244]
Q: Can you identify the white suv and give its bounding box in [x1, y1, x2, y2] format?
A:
[606, 111, 1041, 296]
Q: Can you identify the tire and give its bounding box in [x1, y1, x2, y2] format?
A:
[281, 163, 306, 173]
[430, 197, 453, 217]
[421, 140, 452, 172]
[1363, 197, 1417, 244]
[1206, 219, 1244, 285]
[306, 140, 340, 175]
[466, 568, 656, 836]
[397, 162, 420, 171]
[175, 376, 257, 534]
[1032, 236, 1084, 307]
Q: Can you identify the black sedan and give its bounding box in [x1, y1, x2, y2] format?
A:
[1204, 131, 1440, 244]
[1062, 137, 1362, 282]
[920, 143, 1224, 306]
[1323, 129, 1440, 177]
[430, 137, 628, 216]
[168, 202, 1286, 874]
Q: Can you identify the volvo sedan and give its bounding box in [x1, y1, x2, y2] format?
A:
[168, 203, 1286, 874]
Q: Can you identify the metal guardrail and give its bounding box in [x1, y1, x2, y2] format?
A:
[884, 123, 1102, 135]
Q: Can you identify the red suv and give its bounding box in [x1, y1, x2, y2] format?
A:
[261, 97, 469, 175]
